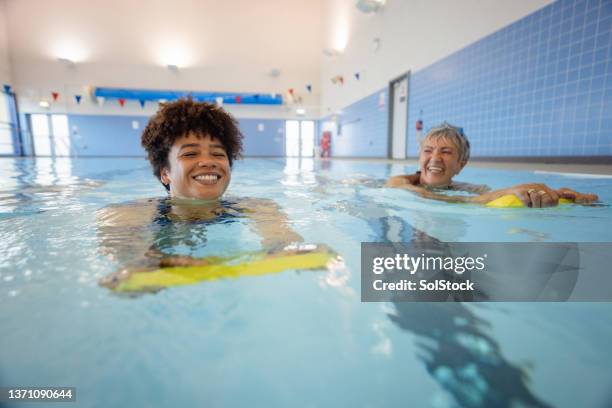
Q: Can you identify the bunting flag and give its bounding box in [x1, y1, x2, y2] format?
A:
[285, 90, 295, 104]
[235, 95, 242, 104]
[3, 84, 11, 93]
[118, 98, 126, 107]
[97, 96, 105, 106]
[254, 94, 260, 101]
[354, 72, 360, 80]
[52, 92, 59, 101]
[331, 75, 344, 85]
[75, 95, 82, 104]
[306, 84, 312, 93]
[139, 99, 146, 108]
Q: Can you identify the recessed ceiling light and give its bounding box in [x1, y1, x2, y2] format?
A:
[296, 108, 306, 116]
[39, 100, 50, 108]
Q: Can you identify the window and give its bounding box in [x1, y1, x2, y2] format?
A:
[285, 120, 314, 157]
[51, 115, 70, 156]
[0, 92, 13, 155]
[30, 114, 71, 156]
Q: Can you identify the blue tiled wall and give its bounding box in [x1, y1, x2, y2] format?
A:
[407, 0, 612, 157]
[63, 115, 285, 157]
[320, 90, 389, 157]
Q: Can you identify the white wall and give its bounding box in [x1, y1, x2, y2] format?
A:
[0, 0, 11, 85]
[6, 0, 323, 119]
[320, 0, 553, 115]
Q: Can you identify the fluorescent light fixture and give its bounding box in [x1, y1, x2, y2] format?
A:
[39, 100, 50, 109]
[334, 18, 349, 52]
[296, 108, 306, 116]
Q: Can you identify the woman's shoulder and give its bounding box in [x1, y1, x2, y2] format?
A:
[96, 198, 162, 227]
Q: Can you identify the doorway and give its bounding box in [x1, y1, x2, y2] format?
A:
[388, 72, 410, 159]
[285, 120, 314, 157]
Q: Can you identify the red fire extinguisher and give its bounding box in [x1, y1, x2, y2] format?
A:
[320, 131, 331, 158]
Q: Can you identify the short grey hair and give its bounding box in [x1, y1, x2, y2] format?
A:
[421, 122, 470, 165]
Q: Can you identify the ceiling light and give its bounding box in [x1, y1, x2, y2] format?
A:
[53, 39, 88, 63]
[39, 100, 50, 109]
[296, 108, 305, 116]
[157, 42, 192, 68]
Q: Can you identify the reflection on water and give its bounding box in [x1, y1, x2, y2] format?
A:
[1, 157, 611, 407]
[389, 302, 551, 408]
[325, 173, 552, 407]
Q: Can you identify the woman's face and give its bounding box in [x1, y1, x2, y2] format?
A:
[161, 132, 231, 200]
[418, 136, 465, 187]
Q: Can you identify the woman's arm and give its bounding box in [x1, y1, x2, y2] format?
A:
[239, 197, 304, 251]
[387, 179, 599, 208]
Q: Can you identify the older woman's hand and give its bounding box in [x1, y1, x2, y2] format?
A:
[507, 183, 560, 208]
[556, 187, 599, 204]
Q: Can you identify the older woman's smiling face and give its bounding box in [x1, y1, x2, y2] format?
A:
[161, 132, 231, 200]
[418, 137, 465, 187]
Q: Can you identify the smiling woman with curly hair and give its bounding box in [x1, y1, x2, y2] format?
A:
[96, 97, 337, 294]
[141, 98, 244, 198]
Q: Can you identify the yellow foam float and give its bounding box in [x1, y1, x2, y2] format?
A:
[486, 194, 572, 208]
[113, 247, 337, 293]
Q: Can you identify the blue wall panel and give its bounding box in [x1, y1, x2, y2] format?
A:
[321, 90, 389, 157]
[239, 119, 285, 156]
[69, 115, 146, 156]
[67, 114, 286, 157]
[407, 0, 612, 157]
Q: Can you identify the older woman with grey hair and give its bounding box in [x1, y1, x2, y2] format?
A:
[387, 123, 598, 207]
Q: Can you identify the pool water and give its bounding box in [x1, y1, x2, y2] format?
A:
[1, 157, 612, 408]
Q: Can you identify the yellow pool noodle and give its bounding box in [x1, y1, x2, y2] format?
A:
[486, 194, 572, 208]
[114, 250, 336, 293]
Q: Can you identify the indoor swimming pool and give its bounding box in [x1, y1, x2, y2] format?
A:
[1, 157, 612, 408]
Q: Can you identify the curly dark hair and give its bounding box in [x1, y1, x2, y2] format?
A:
[141, 98, 243, 190]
